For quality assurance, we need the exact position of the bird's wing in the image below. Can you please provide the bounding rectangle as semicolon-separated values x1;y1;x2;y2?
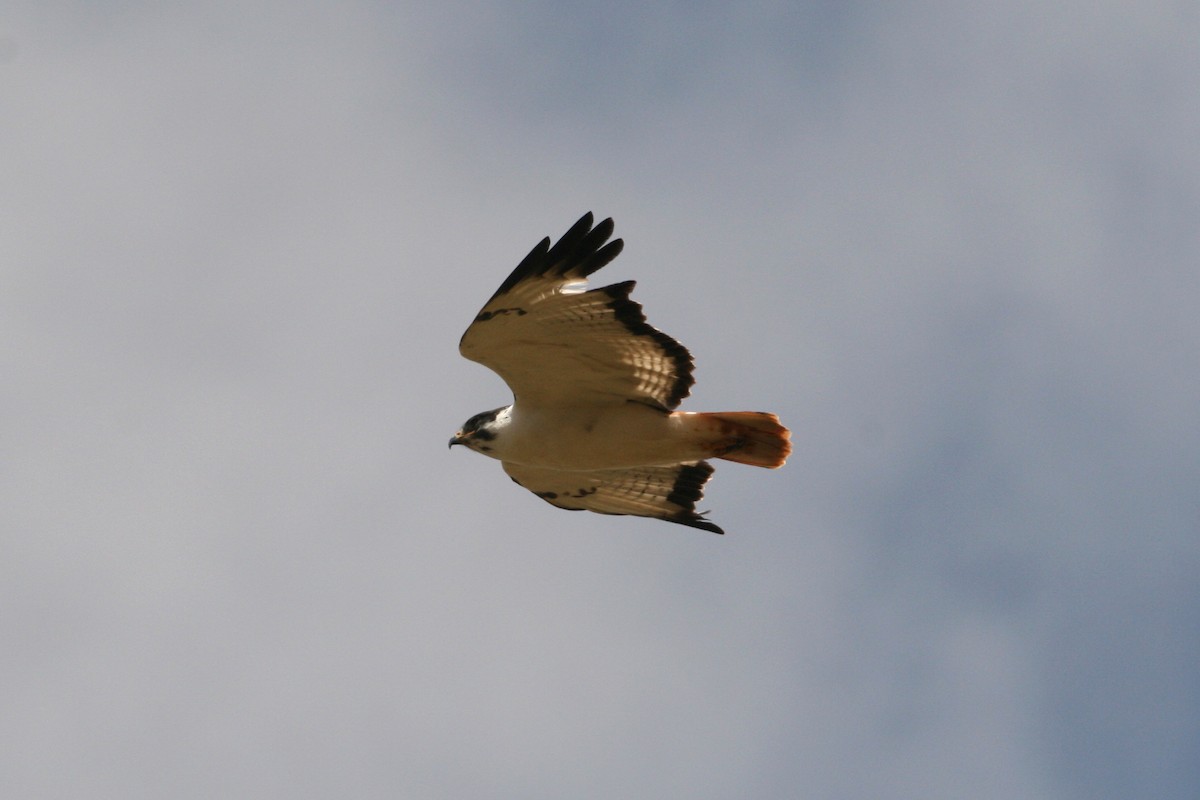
502;460;723;534
459;212;695;409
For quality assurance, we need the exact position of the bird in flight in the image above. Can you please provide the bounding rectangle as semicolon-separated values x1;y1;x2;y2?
450;213;790;534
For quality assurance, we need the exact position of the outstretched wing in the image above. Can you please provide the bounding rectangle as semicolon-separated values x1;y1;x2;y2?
459;212;695;409
502;460;723;534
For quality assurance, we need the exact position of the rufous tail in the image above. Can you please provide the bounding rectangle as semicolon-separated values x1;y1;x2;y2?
695;411;792;468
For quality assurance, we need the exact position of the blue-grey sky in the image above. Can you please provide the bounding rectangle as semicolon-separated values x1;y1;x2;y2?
3;2;1197;798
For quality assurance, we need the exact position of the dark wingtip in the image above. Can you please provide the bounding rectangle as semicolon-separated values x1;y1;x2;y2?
486;213;620;302
545;212;617;279
665;461;723;534
678;516;725;534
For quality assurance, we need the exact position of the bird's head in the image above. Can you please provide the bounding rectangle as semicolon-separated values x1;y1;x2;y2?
449;406;511;455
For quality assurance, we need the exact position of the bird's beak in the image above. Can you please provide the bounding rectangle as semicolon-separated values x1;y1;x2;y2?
448;433;465;449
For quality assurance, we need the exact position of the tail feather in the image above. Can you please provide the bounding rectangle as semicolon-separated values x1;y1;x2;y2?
694;411;791;468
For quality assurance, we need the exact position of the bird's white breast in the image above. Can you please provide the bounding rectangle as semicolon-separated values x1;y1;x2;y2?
495;402;700;470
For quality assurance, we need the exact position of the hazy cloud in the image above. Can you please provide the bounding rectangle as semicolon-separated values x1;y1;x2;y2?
2;2;1196;798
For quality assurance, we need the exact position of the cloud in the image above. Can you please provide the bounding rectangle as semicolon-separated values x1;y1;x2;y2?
2;2;1196;798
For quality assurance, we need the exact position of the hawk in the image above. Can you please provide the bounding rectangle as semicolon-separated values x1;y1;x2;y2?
450;213;790;534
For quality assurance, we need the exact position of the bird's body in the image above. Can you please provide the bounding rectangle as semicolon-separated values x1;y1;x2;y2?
463;403;784;471
481;402;688;470
450;213;790;534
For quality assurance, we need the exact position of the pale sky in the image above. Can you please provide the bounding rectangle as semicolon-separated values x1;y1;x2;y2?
3;2;1198;798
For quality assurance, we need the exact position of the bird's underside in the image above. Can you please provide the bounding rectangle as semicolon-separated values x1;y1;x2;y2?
450;212;790;534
